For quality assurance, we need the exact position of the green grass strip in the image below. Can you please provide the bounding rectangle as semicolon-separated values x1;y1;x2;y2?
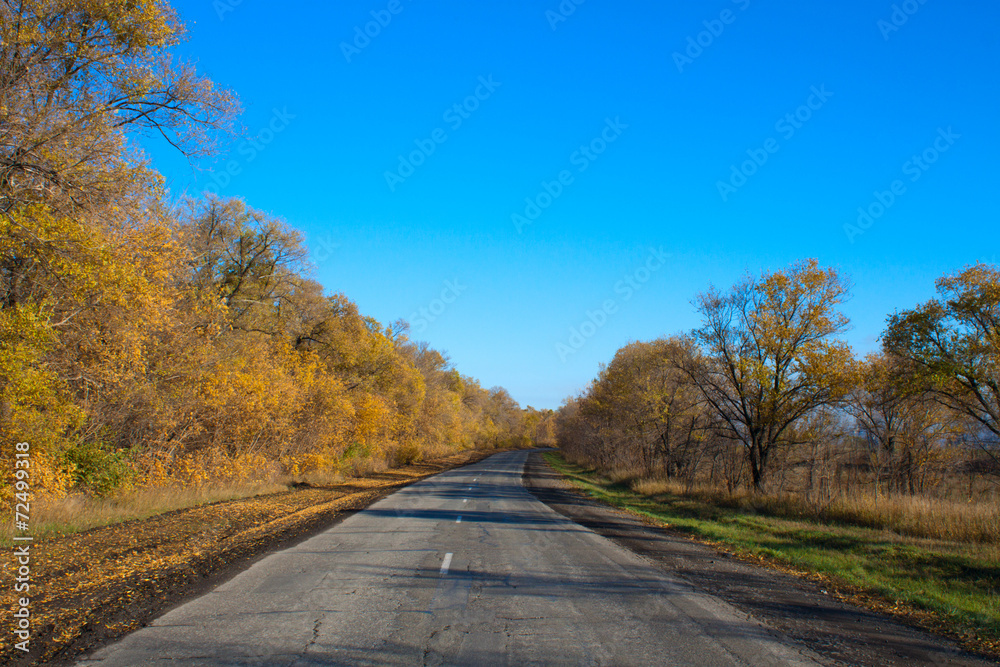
543;452;1000;650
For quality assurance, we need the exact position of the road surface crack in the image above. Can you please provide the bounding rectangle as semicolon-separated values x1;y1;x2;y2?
421;624;452;666
298;613;324;658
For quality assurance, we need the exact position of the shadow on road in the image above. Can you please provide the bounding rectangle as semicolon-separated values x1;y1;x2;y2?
522;452;995;667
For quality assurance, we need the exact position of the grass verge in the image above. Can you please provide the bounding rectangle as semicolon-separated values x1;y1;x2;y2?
544;452;1000;659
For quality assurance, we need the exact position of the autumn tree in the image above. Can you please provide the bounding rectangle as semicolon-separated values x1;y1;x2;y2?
0;0;539;497
579;338;711;478
0;0;237;491
846;352;959;493
684;260;853;491
555;393;614;469
525;408;557;448
1;0;236;310
182;197;308;333
0;0;235;215
884;263;1000;466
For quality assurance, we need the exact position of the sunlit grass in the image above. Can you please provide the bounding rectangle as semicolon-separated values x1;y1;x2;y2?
630;477;1000;544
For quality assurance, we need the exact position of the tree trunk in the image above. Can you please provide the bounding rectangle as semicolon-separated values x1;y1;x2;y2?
748;439;766;491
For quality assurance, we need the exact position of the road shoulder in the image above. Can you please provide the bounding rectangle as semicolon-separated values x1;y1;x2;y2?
523;451;996;667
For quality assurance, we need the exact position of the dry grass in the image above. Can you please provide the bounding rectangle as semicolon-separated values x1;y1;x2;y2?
1;480;289;546
824;492;1000;544
2;445;519;548
607;467;647;485
631;477;1000;544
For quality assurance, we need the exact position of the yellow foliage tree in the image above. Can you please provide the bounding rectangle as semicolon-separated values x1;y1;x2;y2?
685;259;854;490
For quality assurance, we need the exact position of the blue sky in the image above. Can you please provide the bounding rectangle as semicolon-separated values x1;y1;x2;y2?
147;0;1000;410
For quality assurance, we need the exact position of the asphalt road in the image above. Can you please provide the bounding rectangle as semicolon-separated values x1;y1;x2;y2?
80;450;826;666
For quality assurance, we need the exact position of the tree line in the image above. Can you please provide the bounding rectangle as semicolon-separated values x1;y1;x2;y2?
558;259;1000;496
0;0;552;497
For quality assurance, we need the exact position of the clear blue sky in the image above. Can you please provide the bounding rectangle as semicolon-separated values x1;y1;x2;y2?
147;0;1000;410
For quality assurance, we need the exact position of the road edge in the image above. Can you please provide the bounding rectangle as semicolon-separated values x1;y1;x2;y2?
522;451;998;667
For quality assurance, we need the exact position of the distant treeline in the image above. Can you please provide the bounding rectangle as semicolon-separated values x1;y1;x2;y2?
559;259;1000;497
0;0;553;497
